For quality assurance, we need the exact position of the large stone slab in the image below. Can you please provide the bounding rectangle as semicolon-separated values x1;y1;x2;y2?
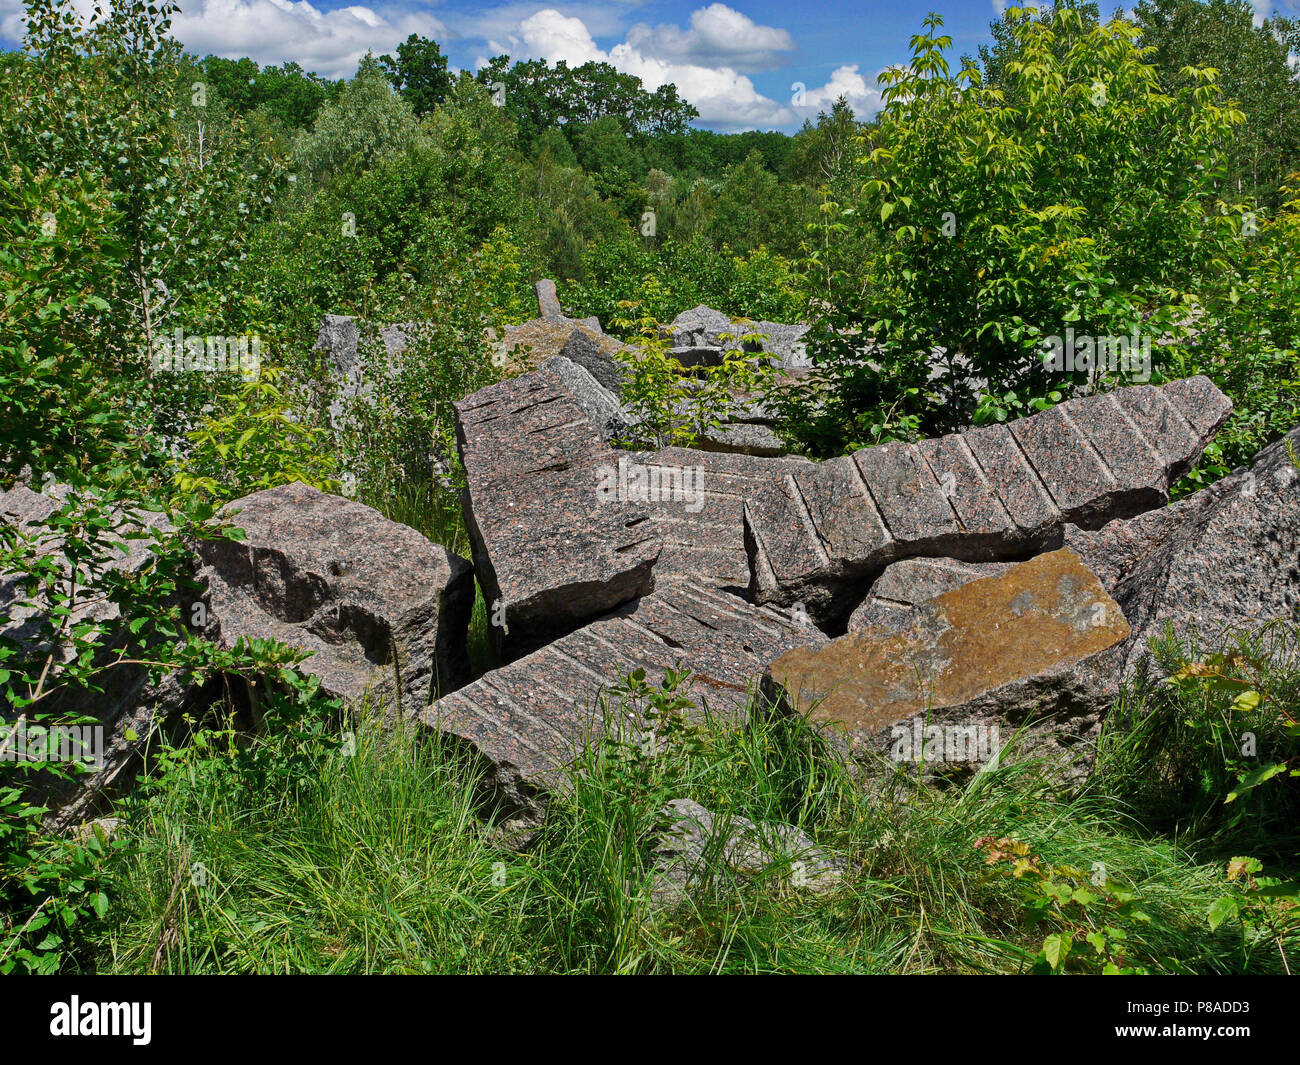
746;377;1231;625
197;482;475;706
455;362;661;658
535;278;563;320
1065;426;1300;676
626;447;812;593
416;580;825;814
763;549;1131;782
3;481;475;827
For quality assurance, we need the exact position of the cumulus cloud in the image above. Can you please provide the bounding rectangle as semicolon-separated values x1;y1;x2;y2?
168;0;448;79
795;64;883;116
0;0;449;79
0;0;886;131
624;3;795;73
487;5;879;131
513;8;603;65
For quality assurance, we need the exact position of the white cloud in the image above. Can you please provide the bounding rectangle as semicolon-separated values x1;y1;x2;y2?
165;0;447;78
0;0;882;131
486;5;880;131
624;3;795;73
797;64;883;116
612;44;793;127
0;0;445;78
515;8;603;65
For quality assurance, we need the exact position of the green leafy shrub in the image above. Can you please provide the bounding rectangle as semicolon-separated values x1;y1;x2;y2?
794;8;1246;453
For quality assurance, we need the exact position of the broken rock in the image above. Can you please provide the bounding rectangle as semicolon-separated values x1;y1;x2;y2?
455;362;660;658
197;482;474;707
1067;426;1300;676
763;549;1130;782
417;579;825;815
746;377;1231;625
649;797;841;911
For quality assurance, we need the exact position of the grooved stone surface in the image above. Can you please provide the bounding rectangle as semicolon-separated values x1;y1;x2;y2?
455;363;660;658
1066;426;1300;676
630;447;812;591
417;580;826;812
745;377;1230;624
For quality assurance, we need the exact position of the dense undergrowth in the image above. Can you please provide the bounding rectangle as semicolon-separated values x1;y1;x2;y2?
83;624;1300;975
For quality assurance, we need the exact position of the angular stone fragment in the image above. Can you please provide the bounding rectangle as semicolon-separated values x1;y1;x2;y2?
1066;426;1300;676
500;319;634;377
1007;403;1117;524
649;798;841;911
662;305;737;349
557;326;624;394
745;456;895;622
962;422;1061;541
416;580;825;814
1111;384;1201;481
751;321;811;369
1162;374;1235;448
536;278;563;319
764;549;1131;782
455;363;660;658
539;355;634;441
693;421;786;457
197;482;475;706
746;378;1230;625
1063;392;1167;517
629;447;812;592
854;441;961;551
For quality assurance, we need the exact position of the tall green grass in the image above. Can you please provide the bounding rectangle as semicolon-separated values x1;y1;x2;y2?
86;633;1299;973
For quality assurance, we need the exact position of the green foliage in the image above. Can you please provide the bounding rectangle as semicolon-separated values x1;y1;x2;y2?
794;8;1247;452
1208;857;1300;974
1135;0;1300;208
0;473;335;971
474;56;698;147
171;366;341;504
79;662;1295;973
198;55;340;132
974;835;1152;974
0;166;124;479
1093;623;1300;860
291;58;423;186
379;34;451;118
610;293;775;449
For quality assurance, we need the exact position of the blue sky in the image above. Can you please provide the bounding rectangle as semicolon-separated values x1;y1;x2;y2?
2;0;1298;130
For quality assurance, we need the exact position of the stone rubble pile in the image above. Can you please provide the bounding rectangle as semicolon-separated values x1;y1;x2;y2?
13;278;1300;865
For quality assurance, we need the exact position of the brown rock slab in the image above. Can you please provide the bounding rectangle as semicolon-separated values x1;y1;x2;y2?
763;549;1130;781
847;557;1012;632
